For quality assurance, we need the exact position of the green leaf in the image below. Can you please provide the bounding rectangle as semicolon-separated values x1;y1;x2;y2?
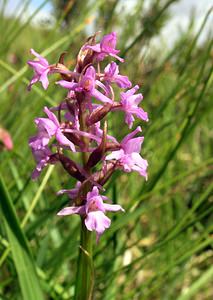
0;173;45;300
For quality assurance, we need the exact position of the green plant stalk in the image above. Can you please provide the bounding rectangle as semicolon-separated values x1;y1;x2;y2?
74;221;93;300
74;102;94;300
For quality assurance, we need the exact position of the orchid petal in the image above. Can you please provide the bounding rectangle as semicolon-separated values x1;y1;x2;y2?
103;203;125;212
57;206;85;216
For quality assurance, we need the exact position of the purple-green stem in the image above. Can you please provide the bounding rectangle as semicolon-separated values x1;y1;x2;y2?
74;103;94;300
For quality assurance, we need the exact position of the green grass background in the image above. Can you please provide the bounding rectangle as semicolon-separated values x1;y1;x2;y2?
0;0;212;299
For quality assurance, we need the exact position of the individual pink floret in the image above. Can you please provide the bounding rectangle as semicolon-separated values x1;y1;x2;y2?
104;62;132;89
27;49;51;90
29;106;76;152
120;85;148;128
57;66;113;104
106;126;148;179
57;186;124;241
85;32;124;62
31;145;52;179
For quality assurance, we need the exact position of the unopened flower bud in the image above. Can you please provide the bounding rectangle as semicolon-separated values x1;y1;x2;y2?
86;103;112;126
59;154;85;181
86;121;107;169
76;33;99;73
105;142;121;152
92;162;117;185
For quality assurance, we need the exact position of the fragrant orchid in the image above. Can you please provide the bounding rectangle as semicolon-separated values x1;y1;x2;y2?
28;31;149;298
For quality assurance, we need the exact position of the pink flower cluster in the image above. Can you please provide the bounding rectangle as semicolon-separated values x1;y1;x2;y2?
28;32;148;240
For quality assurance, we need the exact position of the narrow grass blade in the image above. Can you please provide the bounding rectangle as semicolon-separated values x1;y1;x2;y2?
0;173;45;300
177;266;213;300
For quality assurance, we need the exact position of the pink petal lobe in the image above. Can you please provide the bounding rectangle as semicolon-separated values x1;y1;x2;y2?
85;211;111;235
57;206;85;216
103;203;125;212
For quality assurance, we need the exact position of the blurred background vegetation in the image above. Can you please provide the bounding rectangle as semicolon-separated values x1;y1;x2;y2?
0;0;212;299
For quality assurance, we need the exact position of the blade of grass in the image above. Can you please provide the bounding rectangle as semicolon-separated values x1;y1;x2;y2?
143;53;212;193
0;173;45;300
121;0;177;57
2;0;30;46
177;265;213;300
21;164;54;227
3;0;50;50
0;0;105;95
0;165;54;266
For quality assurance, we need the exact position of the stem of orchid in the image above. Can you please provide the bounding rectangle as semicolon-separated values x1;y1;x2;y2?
74;101;94;300
74;220;93;300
